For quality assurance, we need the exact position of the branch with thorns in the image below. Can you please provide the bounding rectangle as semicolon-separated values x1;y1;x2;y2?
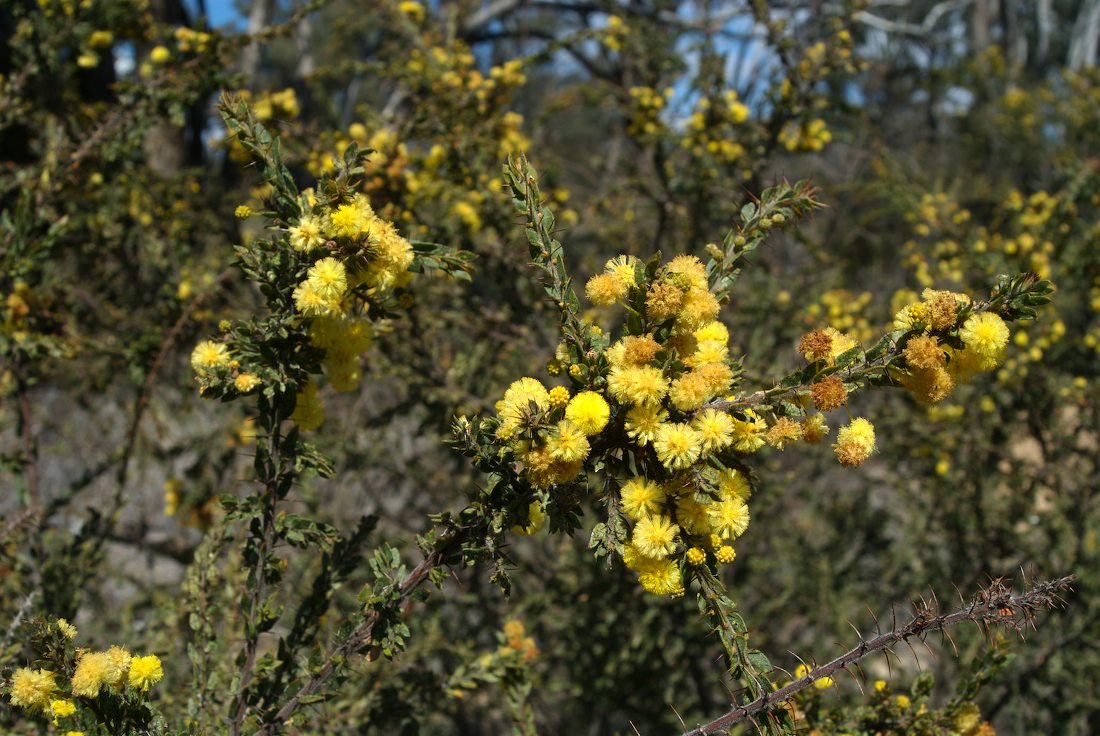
683;574;1076;736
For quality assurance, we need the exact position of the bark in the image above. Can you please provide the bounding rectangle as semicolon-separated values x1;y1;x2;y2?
241;0;273;84
1068;0;1100;71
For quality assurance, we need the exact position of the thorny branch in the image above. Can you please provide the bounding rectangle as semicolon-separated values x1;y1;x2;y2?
258;537;461;734
683;575;1076;736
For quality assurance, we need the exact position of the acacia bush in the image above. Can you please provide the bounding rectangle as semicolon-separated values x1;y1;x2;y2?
0;0;1095;734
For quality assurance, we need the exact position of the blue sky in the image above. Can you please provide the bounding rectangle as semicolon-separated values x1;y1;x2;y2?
190;0;242;29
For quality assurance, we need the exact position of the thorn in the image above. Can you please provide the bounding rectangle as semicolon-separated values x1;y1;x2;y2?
669;702;687;729
905;638;921;670
943;628;959;658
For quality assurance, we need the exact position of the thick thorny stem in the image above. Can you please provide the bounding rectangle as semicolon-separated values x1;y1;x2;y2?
684;575;1076;736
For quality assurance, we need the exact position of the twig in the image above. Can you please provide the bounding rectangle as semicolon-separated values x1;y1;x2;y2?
682;575;1075;736
258;537;460;733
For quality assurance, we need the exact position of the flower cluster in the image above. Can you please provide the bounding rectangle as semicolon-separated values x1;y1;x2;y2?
7;618;162;730
890;288;1011;405
289;189;412;406
488;254;768;597
478;229;1049;600
191;122;423;431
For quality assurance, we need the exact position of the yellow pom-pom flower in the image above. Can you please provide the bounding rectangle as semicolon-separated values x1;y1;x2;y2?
547;421;590;463
306;257;348;302
547;385;570;409
564;391;610;435
128;655;163;691
585;273;627;305
959;312;1009;358
512;501;546;535
604;255;640;290
717;469;752;501
692;409;734;452
104;646;132;688
834;417;876;466
707;498;750;539
624;403;667;445
190;340;230;374
619;477;666;520
632;514;680;559
638;558;684;597
234;373;261;393
730;409;766;453
9;667;57;711
607;365;668;406
653;422;703;470
288;214;326;252
72;652;110;698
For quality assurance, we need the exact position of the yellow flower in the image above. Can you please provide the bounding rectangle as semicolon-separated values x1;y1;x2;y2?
692;408;734;452
637;558;684;597
707;498;750;539
150;46;171;64
50;698;76;718
585;272;628;305
730;409;766;453
547;421;590;463
292;280;338;317
764;417;802;450
190;340;230;374
397;0;425;22
619;477;666;520
128;655;163;691
564;391;610;435
959;312;1009;358
666;255;708;290
717;469;752;501
607;365;668;406
604;255;639;289
715;545;736;564
632;514;679;559
9;668;57;711
653;422;702;470
547;385;570;408
668;371;713;411
676;288;720;331
512;501;546;535
56;618;77;639
801;413;830;444
496;377;550;438
72;652;110;698
624;403;667;445
834;418;876;467
326;198;373;239
288;215;326;252
685;547;706;565
233;373;260;393
306;257;348;302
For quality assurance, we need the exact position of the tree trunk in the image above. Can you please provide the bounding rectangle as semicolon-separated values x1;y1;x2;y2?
1068;0;1100;70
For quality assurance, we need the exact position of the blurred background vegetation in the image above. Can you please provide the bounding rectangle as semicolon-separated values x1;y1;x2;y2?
1;0;1098;733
